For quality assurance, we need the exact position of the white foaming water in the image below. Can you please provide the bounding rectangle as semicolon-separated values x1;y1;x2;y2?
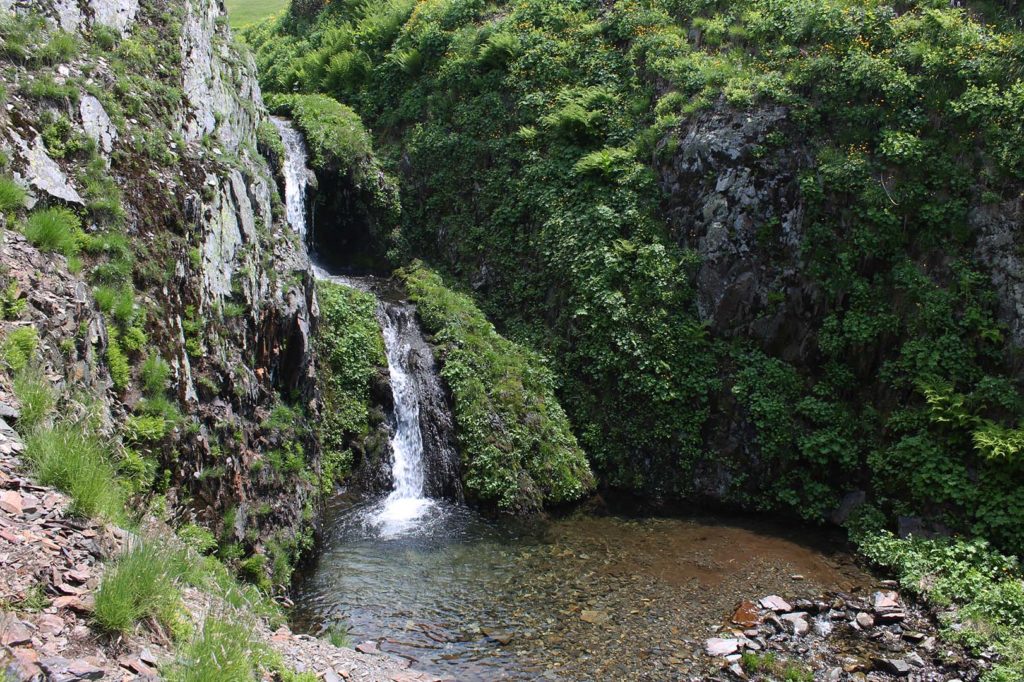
271;116;310;240
369;307;435;537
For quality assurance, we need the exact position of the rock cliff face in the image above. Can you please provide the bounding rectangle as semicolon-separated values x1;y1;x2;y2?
657;103;1024;520
1;0;320;579
658;106;821;366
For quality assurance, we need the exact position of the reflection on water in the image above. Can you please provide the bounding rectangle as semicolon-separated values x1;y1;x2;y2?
293;499;871;681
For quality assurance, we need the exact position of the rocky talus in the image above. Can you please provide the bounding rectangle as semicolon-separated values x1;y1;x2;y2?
704;587;983;681
0;417;438;681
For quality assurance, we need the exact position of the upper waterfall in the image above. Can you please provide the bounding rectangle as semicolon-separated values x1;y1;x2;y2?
272;116;312;240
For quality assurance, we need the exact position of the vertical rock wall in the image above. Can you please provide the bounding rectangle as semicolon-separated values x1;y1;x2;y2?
0;0;322;579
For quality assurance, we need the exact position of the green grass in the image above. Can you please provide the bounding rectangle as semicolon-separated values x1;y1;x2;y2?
24;422;123;520
94;543;186;635
23;207;82;257
2;326;38;373
0;177;26;213
224;0;288;29
164;616;262;682
12;367;55;433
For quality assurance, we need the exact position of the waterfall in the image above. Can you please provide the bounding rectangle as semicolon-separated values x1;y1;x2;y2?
277;118;461;538
311;268;461;538
370;304;435;535
271;116;311;241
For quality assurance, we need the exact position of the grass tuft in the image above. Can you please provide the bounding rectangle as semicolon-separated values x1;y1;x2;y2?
23;207;82;257
2;326;38;373
12;367;55;432
24;422;123;520
0;177;26;213
164;616;262;682
94;543;187;635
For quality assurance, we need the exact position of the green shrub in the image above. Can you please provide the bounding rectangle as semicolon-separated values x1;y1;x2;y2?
0;177;26;213
859;531;1024;681
281;94;373;177
41;116;94;159
23;207;82;257
92;24;120;51
23;75;79;102
35;30;77;64
314;281;385;486
140;354;171;396
2;326;38;372
123;414;169;443
0;281;26;320
106;333;131;391
12;367;55;433
0;12;44;61
24;422;123;519
178;524;217;555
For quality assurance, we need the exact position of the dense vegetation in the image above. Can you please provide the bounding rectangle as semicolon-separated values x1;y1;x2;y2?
401;263;594;511
858;531;1024;680
314;280;388;488
243;2;1024;671
247;0;1024;553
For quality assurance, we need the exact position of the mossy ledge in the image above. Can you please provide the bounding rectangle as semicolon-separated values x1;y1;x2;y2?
400;262;595;513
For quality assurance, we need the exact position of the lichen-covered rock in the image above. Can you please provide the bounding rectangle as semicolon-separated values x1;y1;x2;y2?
88;0;138;34
9;131;85;205
658;105;819;366
79;95;116;154
972;198;1024;346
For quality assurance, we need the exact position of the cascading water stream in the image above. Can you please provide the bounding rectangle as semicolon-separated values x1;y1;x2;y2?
271;116;311;241
369;305;435;535
277;117;456;538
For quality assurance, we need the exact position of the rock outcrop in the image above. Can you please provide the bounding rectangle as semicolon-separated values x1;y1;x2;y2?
658;105;818;365
1;0;320;588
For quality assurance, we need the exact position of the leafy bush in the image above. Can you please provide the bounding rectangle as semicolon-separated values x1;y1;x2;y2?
859;531;1024;681
401;263;595;511
178;524;217;555
23;207;82;257
106;332;131;391
314;280;386;486
22;74;79;102
24;422;123;520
